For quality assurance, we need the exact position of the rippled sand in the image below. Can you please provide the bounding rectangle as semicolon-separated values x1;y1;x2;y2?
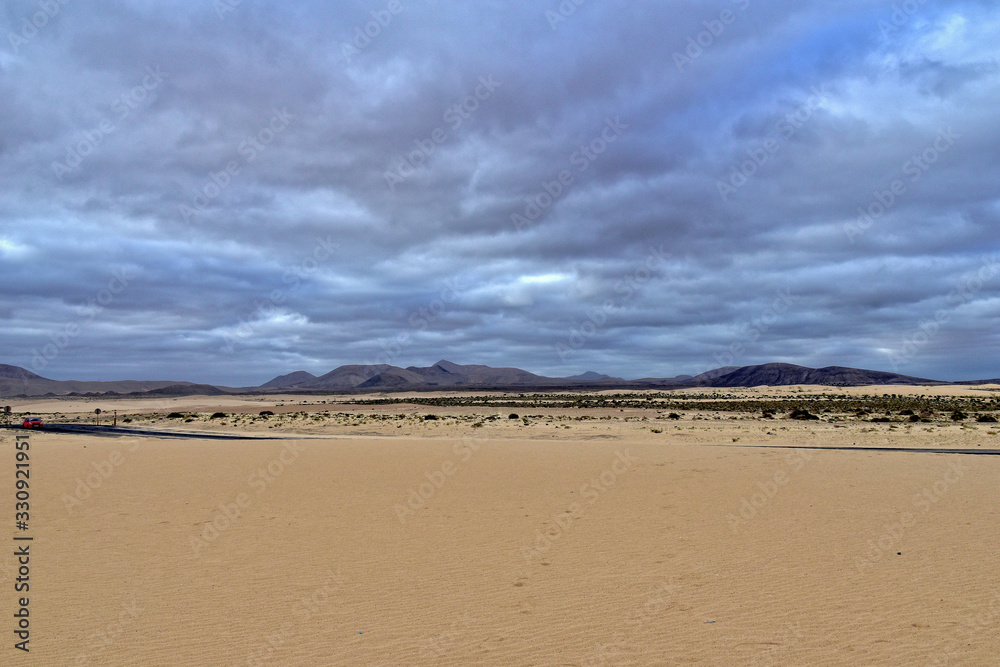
4;388;1000;665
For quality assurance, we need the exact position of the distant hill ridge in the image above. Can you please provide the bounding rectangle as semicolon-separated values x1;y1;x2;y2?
259;371;317;389
0;364;46;381
567;371;622;381
259;360;943;391
0;360;967;398
699;363;938;387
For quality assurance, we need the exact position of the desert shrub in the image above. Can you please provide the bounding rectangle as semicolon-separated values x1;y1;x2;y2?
185;418;195;422
900;409;915;416
210;412;226;420
508;413;519;419
166;412;185;419
909;414;921;422
950;411;966;421
977;415;997;423
789;409;819;420
423;414;439;421
122;418;132;423
259;410;274;417
667;413;681;420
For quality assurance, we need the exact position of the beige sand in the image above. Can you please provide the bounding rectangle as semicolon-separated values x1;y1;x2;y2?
3;387;999;665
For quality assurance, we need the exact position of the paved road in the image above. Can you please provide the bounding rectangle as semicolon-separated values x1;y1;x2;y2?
6;425;999;452
2;424;283;440
723;443;1000;456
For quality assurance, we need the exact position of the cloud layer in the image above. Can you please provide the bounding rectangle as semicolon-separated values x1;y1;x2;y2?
2;0;998;384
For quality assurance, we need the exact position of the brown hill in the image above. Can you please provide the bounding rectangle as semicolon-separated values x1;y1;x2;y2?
259;371;317;389
701;363;940;387
358;368;428;388
0;365;233;398
401;360;551;387
299;364;397;390
0;364;47;381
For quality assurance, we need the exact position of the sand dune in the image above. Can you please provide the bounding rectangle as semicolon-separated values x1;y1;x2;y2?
3;388;999;664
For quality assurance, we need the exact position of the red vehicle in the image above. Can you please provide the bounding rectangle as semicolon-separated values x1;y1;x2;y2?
21;418;43;429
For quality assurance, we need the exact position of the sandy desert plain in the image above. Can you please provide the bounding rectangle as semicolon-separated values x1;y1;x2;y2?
3;383;1000;666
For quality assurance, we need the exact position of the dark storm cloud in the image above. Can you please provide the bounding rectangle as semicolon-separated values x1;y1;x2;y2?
1;0;998;385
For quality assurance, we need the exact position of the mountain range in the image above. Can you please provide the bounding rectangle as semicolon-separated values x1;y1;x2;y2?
0;360;973;399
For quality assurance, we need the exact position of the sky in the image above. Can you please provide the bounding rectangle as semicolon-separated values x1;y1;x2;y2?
1;0;998;386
